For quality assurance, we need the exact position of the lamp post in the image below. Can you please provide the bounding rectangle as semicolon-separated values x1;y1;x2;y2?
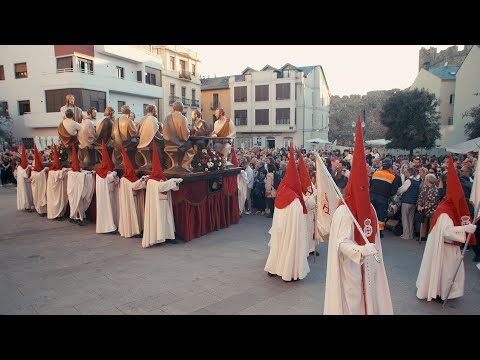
352;120;366;146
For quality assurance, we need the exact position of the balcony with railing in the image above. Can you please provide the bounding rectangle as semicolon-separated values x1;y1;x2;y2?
179;70;192;80
42;67;163;99
191;99;199;108
182;98;191;107
56;67;95;76
234;117;247;126
169;95;179;105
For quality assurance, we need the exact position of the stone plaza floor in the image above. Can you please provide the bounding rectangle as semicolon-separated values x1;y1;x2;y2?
0;185;479;315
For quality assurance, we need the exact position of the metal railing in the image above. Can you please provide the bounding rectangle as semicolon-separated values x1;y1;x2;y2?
169;96;179;104
182;98;191;106
56;67;94;76
49;67;144;84
234;118;247;126
191;99;199;108
179;70;192;80
234;97;247;102
276;118;290;125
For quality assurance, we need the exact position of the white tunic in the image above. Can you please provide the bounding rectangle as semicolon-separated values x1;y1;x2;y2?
63;118;82;136
264;199;310;281
31;169;48;214
67;171;94;220
416;213;467;301
16;166;34;211
96;172;119;233
324;205;393;315
237;170;248;214
46;169;69;219
118;177;147;238
142;179;180;248
78;118;96;149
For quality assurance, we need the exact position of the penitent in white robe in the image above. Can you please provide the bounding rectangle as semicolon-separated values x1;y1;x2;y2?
67;171;94;221
46;169;69;219
31;169;48;215
16;166;34;211
96;172;119;233
142;179;180;248
324;205;393;315
118;177;147;238
303;187;318;255
264;199;310;281
237;170;248;214
416;213;467;301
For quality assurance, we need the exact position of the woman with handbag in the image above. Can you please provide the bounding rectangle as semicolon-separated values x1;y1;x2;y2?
417;173;440;242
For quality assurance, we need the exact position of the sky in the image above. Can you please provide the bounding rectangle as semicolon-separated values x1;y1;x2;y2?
184;45;460;97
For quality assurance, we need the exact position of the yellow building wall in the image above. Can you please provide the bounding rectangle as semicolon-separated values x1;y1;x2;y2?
201;88;231;128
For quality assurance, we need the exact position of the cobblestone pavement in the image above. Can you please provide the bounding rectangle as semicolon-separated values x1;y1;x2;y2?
1;186;479;315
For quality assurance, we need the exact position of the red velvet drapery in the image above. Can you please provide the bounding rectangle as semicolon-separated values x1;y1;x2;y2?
171;174;240;241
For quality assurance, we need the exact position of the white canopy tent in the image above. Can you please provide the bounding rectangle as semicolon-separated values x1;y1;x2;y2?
445;137;480;154
365;139;391;146
305;138;331;144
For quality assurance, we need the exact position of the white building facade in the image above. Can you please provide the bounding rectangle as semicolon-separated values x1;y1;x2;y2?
451;45;480;146
229;63;330;149
145;45;201;122
410;65;458;148
0;45;163;143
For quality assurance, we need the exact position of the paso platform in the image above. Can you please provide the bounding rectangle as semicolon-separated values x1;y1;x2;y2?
85;167;241;241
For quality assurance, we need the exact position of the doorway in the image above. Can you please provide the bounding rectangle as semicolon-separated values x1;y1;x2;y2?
266;138;275;149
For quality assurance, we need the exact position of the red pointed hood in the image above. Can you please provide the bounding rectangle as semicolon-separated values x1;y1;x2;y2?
20;144;28;169
33;144;43;172
121;147;138;182
231;143;239;167
71;144;81;172
342;115;377;245
274;146;307;214
49;144;62;171
298;148;312;195
149;141;166;182
96;141;113;178
431;154;476;245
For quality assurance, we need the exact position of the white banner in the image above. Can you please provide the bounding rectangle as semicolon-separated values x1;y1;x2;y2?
315;153;340;240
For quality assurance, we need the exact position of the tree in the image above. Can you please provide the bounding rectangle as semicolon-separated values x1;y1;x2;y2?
463;105;480;140
380;89;440;155
0;103;13;142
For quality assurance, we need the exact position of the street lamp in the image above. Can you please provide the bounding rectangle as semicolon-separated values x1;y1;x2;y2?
352;120;366;146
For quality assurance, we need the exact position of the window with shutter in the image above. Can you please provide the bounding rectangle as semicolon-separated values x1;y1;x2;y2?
56;57;73;71
15;63;28;79
255;85;269;101
255;109;269;125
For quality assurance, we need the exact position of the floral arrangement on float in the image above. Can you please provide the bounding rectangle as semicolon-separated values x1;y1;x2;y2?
194;148;226;172
57;146;69;162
